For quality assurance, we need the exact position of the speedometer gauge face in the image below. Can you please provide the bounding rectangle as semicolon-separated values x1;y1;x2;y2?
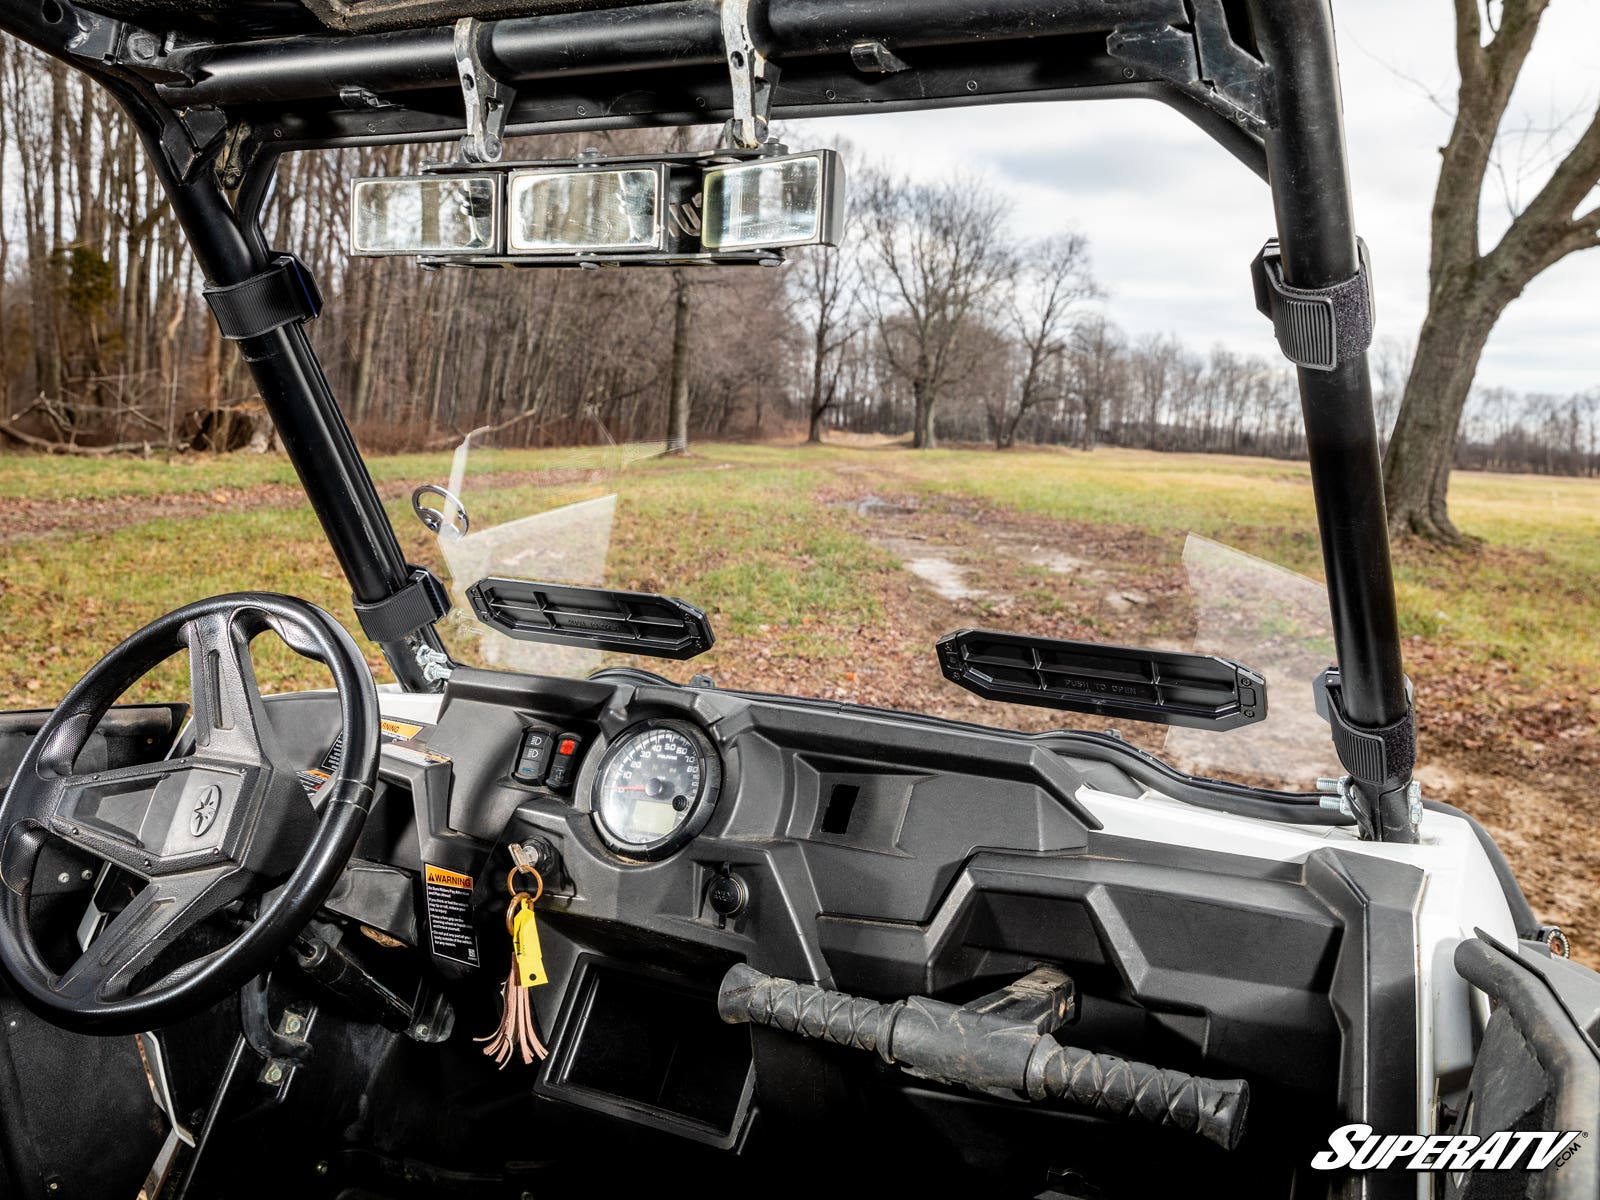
592;721;721;859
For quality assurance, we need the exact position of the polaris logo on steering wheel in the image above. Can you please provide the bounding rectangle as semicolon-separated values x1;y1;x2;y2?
190;784;221;837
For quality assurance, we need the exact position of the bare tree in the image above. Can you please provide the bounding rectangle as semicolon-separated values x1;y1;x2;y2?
789;242;861;444
992;232;1096;449
1131;332;1182;449
862;170;1016;448
1064;315;1126;451
1383;0;1600;541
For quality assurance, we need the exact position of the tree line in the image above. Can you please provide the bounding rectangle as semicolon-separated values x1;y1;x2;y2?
0;39;1593;480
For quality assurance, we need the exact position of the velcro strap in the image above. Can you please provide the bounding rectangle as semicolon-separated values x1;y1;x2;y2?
1315;667;1415;790
353;567;452;644
1251;238;1374;371
204;254;323;341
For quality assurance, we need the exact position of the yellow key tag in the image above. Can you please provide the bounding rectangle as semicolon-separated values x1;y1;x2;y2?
511;904;547;988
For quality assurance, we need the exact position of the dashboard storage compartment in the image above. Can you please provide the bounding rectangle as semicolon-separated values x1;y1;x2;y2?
537;956;754;1148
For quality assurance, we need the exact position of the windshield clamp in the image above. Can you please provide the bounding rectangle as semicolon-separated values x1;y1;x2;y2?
353;565;453;646
720;0;780;149
453;17;515;163
203;253;322;340
1314;667;1417;842
1252;238;1374;372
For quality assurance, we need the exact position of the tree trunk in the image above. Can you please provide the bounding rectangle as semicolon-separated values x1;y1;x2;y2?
1382;271;1506;541
665;270;692;455
807;405;825;444
911;374;936;449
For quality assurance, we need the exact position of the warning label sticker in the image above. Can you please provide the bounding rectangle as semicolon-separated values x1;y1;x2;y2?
423;864;479;967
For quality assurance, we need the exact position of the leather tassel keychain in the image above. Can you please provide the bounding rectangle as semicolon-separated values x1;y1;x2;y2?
475;846;550;1068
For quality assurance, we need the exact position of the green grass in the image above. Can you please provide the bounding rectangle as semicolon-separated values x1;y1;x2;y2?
1;443;1595;704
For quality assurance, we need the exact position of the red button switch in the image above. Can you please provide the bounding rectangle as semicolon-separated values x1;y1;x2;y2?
558;737;578;756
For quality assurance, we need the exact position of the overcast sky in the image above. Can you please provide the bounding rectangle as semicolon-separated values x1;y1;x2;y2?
792;1;1600;395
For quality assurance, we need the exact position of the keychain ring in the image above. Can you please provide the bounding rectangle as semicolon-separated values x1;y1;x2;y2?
506;864;544;905
504;891;538;934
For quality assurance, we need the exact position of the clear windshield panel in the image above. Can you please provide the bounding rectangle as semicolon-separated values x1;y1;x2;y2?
417;441;1341;793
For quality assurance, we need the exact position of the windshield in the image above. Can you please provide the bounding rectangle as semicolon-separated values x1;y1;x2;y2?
409;436;1341;792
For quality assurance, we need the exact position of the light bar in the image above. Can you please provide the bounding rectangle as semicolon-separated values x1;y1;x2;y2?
346;149;847;266
700;151;844;251
506;165;667;254
350;175;499;256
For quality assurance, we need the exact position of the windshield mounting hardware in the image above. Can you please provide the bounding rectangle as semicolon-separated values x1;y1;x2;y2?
1314;667;1418;843
352;565;453;646
937;629;1267;732
1251;238;1375;372
202;252;323;341
453;17;514;164
720;0;780;150
468;578;715;660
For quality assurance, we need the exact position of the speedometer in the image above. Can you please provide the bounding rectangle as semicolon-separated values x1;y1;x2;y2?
591;720;722;859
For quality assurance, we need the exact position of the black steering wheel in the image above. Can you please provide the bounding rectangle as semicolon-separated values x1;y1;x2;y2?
0;594;379;1034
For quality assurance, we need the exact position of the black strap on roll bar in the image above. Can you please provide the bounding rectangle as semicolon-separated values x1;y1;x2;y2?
1315;666;1418;841
203;253;323;340
353;566;453;644
1251;238;1374;372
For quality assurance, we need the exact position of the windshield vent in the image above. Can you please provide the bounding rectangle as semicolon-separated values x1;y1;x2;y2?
936;629;1267;731
467;578;715;660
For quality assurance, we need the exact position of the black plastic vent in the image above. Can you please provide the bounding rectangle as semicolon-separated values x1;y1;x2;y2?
936;629;1267;731
467;578;715;660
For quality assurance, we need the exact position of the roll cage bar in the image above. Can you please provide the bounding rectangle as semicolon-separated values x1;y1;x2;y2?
0;0;1417;842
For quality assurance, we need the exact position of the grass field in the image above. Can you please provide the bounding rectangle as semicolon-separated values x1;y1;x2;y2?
1;442;1596;957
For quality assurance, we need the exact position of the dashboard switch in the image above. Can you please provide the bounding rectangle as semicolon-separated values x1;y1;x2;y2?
546;732;583;789
514;727;553;784
707;869;748;928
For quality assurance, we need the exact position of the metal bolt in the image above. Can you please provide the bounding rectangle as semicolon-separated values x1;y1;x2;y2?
264;1064;284;1085
284;1014;303;1035
413;1024;430;1039
57;872;70;884
142;858;152;869
965;79;979;92
1121;66;1136;80
314;1162;329;1177
80;869;93;881
576;104;588;116
5;1019;17;1031
45;1181;60;1194
127;30;158;60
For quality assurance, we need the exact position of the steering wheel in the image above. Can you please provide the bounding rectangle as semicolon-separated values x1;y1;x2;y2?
0;594;379;1034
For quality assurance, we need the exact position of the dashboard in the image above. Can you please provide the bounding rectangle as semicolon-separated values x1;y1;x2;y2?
253;664;1516;1190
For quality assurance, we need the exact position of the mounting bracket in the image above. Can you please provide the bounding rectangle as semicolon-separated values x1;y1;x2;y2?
453;17;514;163
720;0;780;149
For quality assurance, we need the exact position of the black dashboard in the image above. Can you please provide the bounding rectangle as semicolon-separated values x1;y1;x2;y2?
257;665;1424;1194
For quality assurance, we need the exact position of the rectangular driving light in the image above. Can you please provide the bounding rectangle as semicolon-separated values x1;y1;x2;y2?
700;150;844;251
350;175;500;256
506;165;667;254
